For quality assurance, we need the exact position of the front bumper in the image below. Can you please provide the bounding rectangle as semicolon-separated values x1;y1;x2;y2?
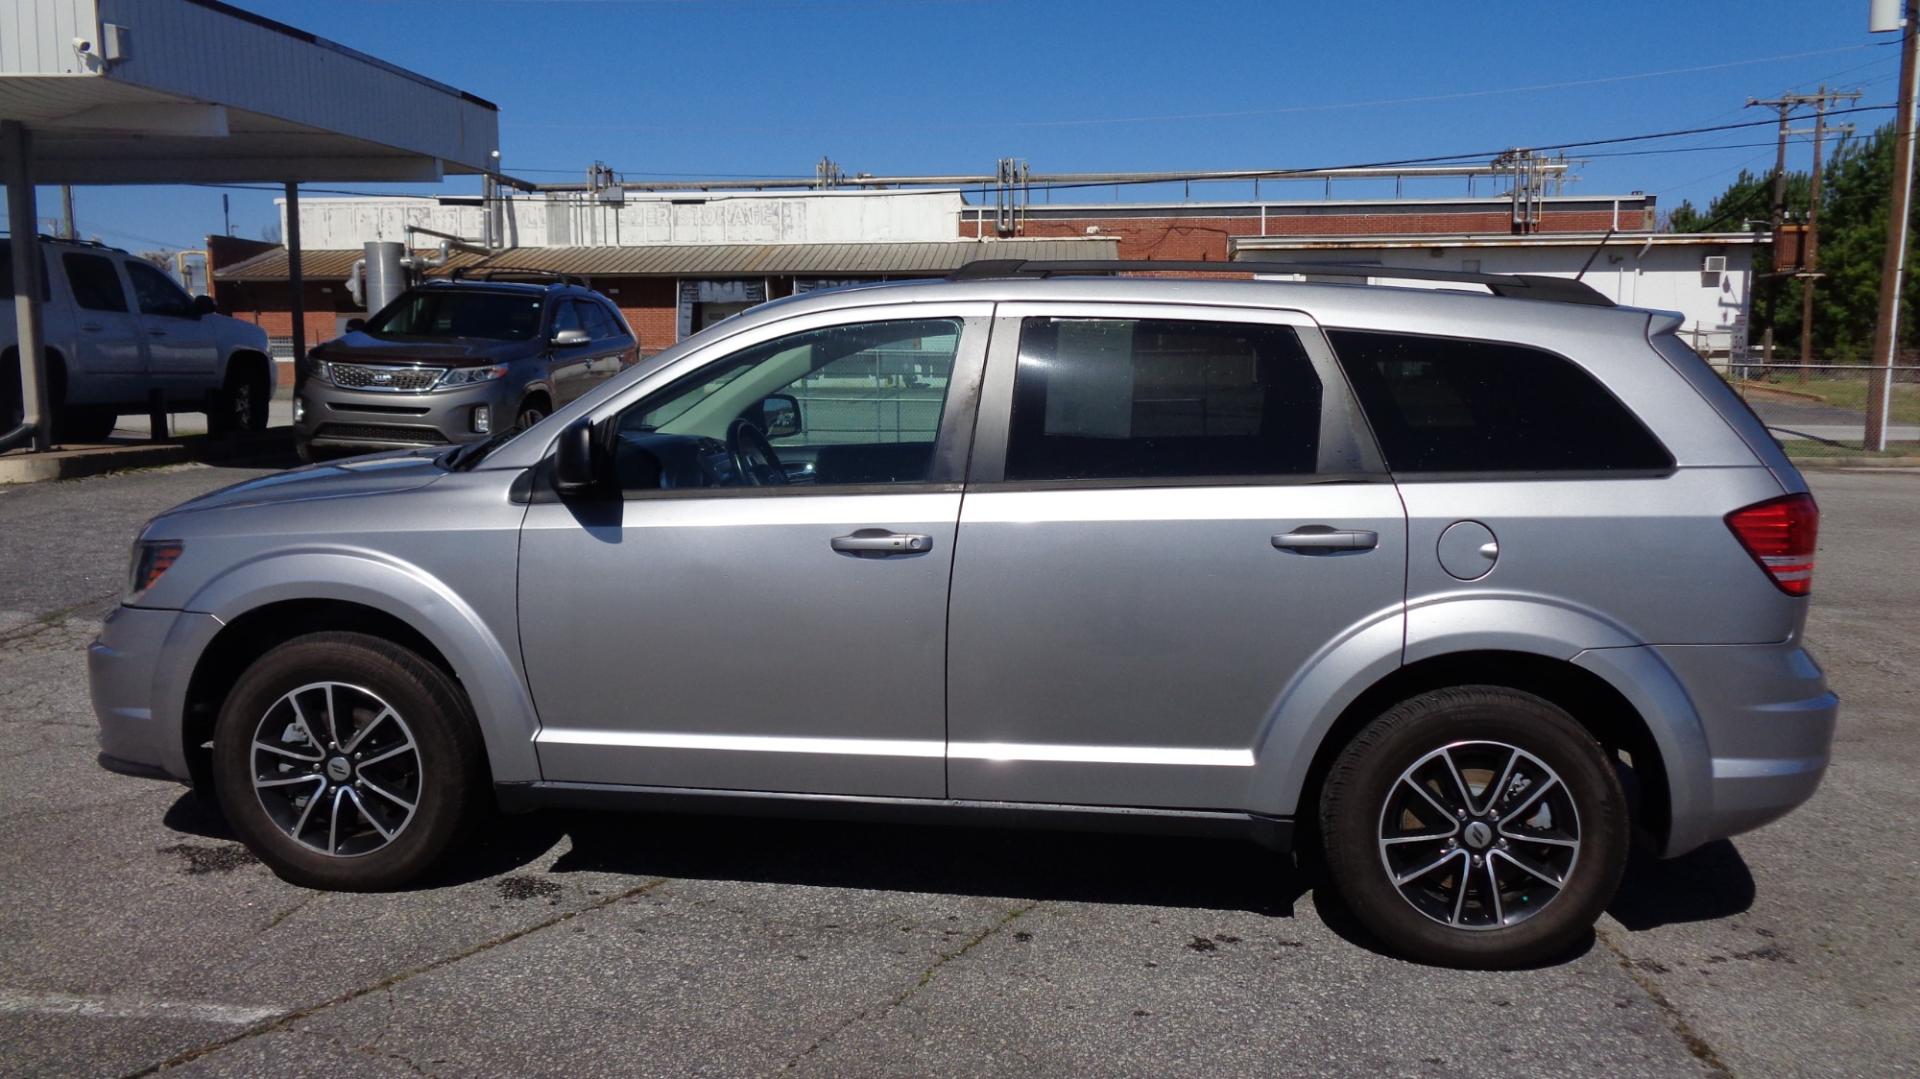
88;605;224;783
295;379;518;451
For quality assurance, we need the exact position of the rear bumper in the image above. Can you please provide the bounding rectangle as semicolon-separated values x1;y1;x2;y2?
88;604;223;783
1655;640;1838;848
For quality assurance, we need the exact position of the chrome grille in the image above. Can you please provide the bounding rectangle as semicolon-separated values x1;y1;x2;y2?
327;363;442;392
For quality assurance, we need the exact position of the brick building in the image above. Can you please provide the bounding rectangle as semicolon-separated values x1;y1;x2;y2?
210;182;1754;383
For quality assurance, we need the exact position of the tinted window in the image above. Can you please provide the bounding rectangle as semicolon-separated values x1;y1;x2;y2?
1327;330;1672;474
0;241;50;300
549;298;584;338
125;260;193;317
1005;317;1322;482
365;289;543;341
62;253;128;312
615;318;961;490
578;300;621;341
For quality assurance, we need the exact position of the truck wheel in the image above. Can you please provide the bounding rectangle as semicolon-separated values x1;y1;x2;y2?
211;631;485;890
1318;686;1629;969
53;406;117;443
211;361;270;435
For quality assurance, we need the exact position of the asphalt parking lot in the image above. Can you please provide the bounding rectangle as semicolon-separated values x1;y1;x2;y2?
0;461;1914;1078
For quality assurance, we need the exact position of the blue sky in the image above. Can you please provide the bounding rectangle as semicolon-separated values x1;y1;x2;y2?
15;0;1909;251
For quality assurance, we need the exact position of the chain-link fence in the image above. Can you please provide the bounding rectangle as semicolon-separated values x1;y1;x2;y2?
1714;358;1920;455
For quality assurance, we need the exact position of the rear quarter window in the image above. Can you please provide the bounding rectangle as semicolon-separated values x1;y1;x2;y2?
1327;329;1672;474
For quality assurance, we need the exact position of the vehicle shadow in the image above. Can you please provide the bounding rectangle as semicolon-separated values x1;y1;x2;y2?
1606;839;1755;930
526;810;1306;915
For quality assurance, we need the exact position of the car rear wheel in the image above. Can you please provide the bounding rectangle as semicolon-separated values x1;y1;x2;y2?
211;631;484;890
1318;686;1629;969
514;397;548;431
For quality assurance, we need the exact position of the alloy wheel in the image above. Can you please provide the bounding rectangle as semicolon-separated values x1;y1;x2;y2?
249;681;423;857
1376;740;1582;930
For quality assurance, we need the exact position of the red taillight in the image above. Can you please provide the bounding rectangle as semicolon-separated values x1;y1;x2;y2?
1725;494;1819;596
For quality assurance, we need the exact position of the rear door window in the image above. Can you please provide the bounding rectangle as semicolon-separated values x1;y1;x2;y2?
62;253;128;313
1004;317;1324;482
1327;329;1672;474
125;260;194;318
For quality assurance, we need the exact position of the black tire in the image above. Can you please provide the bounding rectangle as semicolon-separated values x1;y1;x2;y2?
294;437;316;464
1318;686;1629;969
514;395;549;432
43;359;116;443
211;631;484;891
210;359;270;436
53;405;116;443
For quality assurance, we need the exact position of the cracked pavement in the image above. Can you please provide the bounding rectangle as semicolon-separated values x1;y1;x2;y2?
0;462;1914;1076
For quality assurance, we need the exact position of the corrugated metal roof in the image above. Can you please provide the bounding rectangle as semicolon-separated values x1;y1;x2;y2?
216;239;1118;283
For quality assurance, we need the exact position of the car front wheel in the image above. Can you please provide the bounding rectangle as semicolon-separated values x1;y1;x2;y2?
212;631;484;890
1318;686;1629;968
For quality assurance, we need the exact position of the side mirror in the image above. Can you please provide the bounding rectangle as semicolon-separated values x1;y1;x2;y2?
554;418;600;495
758;393;803;439
190;294;218;318
552;328;592;348
345;317;367;333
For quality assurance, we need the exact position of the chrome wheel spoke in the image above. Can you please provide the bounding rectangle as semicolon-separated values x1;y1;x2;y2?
1500;830;1579;849
1403;776;1461;827
1492;848;1565;888
253;740;322;763
1484;858;1505;926
287;694;325;755
288;782;324;841
359;776;416;813
1382;830;1455;846
1395;848;1464;887
256;773;325;789
345;789;394;841
1484;747;1520;817
327;786;347;853
358;739;415;769
323;684;341;748
343;708;395;755
1439;747;1477;816
1450;859;1472;925
1504;775;1559;826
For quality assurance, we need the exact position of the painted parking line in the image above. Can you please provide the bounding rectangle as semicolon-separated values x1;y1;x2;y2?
0;989;284;1026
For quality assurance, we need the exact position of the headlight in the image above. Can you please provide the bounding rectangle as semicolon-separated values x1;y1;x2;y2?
438;365;510;388
129;539;184;598
307;359;333;386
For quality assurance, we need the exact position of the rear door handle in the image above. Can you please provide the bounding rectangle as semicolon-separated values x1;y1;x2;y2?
1272;528;1379;552
147;330;167;338
832;531;934;555
81;323;104;333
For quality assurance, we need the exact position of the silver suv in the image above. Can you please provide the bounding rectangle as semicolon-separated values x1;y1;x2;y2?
294;274;635;460
90;261;1835;968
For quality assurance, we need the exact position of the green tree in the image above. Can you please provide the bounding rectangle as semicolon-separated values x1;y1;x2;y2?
1673;125;1919;362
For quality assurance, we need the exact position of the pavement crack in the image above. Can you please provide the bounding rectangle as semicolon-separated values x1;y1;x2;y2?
120;876;672;1078
0;592;120;648
1596;925;1734;1078
781;901;1040;1072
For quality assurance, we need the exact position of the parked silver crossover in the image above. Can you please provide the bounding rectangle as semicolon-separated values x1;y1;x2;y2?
90;263;1836;968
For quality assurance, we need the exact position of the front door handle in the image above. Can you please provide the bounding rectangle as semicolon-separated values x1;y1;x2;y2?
147;329;167;338
1272;528;1379;552
832;530;934;555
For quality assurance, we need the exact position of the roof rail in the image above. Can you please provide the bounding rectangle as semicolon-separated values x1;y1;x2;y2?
0;232;124;253
946;259;1616;307
445;266;587;287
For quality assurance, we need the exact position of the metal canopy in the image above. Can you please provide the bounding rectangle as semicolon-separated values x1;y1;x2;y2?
1;0;499;184
3;0;500;453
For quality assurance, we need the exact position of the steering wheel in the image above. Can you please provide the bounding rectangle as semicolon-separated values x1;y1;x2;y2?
725;417;788;487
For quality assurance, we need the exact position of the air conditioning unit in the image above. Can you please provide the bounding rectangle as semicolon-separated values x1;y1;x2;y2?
1702;254;1726;288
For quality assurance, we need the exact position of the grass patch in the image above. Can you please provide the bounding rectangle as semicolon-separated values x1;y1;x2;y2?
1781;439;1920;459
1740;376;1920;425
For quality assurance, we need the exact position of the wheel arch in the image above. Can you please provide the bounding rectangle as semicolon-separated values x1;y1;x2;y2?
222;346;274;392
1288;649;1684;856
178;552;543;798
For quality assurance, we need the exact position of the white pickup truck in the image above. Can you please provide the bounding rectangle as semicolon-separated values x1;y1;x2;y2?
2;236;274;443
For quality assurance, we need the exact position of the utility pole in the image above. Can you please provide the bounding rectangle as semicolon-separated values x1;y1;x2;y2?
1799;86;1861;365
1866;0;1919;451
1748;87;1860;361
58;185;75;240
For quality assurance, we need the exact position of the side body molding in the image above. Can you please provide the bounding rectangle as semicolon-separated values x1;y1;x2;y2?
183;546;543;784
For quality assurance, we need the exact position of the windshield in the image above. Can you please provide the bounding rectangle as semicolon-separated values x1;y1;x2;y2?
364;289;544;342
